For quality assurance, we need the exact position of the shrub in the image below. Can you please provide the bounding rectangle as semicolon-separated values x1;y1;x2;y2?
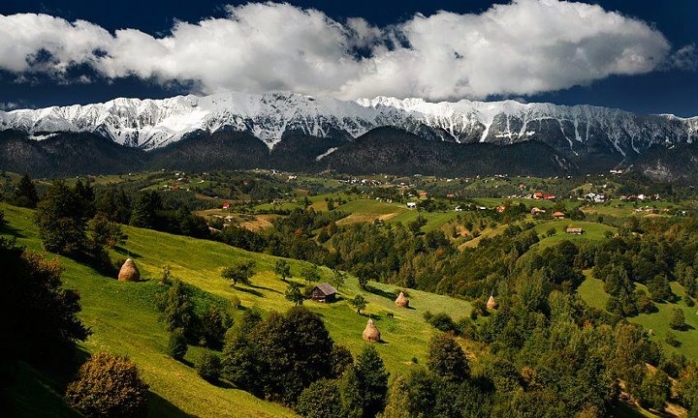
230;295;241;310
66;352;149;418
167;328;188;360
428;312;458;334
670;307;686;330
196;352;222;383
295;379;343;418
665;331;681;347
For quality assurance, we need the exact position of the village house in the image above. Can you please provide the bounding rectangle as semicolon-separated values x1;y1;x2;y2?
566;227;584;235
311;283;337;303
531;207;546;216
407;202;417;209
585;193;607;203
553;211;565;219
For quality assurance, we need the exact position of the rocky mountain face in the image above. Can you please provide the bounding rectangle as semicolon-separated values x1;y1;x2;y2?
1;92;696;178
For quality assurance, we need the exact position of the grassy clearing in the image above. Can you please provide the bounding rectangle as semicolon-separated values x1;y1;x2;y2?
577;272;698;360
533;220;616;248
2;202;472;416
629;282;698;360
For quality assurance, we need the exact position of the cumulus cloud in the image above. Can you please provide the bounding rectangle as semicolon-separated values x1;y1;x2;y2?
0;0;678;100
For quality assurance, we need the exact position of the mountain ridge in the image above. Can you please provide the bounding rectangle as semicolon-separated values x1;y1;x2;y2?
2;92;696;159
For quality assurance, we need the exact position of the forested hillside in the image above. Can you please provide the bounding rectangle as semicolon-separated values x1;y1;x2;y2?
3;170;698;417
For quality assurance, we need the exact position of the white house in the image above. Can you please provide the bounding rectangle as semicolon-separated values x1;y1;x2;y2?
407;202;418;209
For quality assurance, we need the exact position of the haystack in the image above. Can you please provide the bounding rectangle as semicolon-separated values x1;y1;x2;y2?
118;258;140;282
487;295;499;310
362;319;381;343
395;292;410;308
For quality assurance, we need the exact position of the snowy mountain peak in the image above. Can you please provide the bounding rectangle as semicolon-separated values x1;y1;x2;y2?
0;92;696;158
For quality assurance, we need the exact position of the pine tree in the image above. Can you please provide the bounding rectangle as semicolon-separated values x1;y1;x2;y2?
161;280;196;340
167;328;188;360
36;180;88;256
12;173;39;208
355;345;389;418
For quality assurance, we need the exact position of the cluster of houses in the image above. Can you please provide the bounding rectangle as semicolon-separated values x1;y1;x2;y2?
584;192;608;203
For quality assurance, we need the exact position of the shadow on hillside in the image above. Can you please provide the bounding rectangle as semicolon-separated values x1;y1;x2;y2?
249;283;281;295
113;246;142;259
0;223;26;238
676;323;695;332
234;286;264;297
148;391;194;418
365;285;397;301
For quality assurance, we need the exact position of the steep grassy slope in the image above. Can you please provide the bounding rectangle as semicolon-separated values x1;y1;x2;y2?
1;203;472;417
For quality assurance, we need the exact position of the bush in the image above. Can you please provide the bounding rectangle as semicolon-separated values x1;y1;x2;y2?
196;351;222;383
665;331;681;347
66;352;149;418
167;328;188;360
670;307;686;330
428;313;458;334
230;295;241;310
295;379;344;418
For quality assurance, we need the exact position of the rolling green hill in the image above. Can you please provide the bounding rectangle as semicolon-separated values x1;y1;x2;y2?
1;202;472;417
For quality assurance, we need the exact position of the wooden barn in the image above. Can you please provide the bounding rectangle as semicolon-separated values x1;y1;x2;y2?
311;283;338;303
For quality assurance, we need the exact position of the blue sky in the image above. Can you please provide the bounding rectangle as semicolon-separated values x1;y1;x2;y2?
1;0;696;116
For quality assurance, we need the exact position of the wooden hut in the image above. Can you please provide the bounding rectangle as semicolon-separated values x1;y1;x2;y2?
362;319;381;343
118;258;140;282
311;283;337;303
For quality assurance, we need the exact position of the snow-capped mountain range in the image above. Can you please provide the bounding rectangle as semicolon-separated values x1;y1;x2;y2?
1;91;697;159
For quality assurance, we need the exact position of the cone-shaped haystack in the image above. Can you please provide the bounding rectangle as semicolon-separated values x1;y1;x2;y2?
487;295;499;310
395;292;410;308
362;319;381;343
118;258;140;282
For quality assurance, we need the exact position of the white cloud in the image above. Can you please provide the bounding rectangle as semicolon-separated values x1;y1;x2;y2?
0;1;677;101
0;102;21;111
668;44;698;71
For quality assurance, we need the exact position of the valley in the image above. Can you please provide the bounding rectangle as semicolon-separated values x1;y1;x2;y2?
3;169;698;417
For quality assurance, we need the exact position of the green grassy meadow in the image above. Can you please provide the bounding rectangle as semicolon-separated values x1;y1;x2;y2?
1;202;472;417
534;220;617;248
577;271;698;360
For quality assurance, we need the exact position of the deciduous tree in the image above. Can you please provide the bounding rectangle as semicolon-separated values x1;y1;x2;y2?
222;261;256;286
351;295;367;314
65;352;149;418
274;259;292;281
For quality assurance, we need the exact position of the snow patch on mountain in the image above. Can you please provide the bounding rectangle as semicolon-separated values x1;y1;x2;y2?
1;92;696;156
